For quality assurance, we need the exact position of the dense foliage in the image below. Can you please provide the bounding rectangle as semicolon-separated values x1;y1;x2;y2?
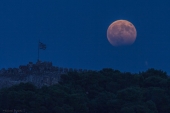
0;68;170;113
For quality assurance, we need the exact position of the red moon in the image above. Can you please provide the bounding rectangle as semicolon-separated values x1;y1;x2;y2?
107;20;137;46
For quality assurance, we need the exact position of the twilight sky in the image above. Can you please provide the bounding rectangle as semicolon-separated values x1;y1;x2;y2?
0;0;170;73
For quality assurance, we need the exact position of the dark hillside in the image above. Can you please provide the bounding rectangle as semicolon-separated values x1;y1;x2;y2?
0;68;169;113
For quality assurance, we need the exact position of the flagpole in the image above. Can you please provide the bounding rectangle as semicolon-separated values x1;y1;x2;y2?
38;40;40;62
37;40;46;62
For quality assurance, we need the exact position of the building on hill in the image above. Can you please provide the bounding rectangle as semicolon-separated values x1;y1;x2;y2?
0;61;88;89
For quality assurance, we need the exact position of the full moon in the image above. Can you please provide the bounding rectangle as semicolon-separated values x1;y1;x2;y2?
107;20;137;46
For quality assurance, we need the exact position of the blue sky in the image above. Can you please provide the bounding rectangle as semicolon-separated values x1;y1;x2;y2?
0;0;170;74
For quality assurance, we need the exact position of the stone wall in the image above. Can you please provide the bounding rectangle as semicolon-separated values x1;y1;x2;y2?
0;61;88;89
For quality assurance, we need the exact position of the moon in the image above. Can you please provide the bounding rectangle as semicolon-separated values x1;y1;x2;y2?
107;20;137;46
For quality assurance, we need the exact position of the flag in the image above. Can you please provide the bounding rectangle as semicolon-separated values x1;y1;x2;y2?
39;42;46;50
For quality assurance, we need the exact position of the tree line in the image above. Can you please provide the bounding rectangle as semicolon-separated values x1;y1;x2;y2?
0;68;170;113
